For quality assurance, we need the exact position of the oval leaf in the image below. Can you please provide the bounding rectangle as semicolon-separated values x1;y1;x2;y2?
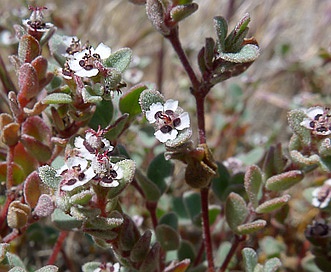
266;170;304;191
103;48;132;72
225;192;249;233
119;84;147;117
244;165;263;208
156;224;180;251
42;93;73;104
237;219;267;235
255;194;291;214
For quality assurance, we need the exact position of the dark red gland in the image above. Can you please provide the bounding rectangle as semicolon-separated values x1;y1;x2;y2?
160;125;172;133
66;178;77;185
173;118;181;127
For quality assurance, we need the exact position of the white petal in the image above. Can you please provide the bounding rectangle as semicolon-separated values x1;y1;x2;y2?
84;166;96;181
72;49;88;60
175;112;190;130
113;164;123;179
325;179;331;186
94;43;111;59
113;263;120;272
305;106;324;119
100;179;119;188
163;99;178;112
74;137;85;149
300;119;313;129
67;156;88;170
155;129;178;143
75;68;99;77
146;102;163;123
61;180;86;191
68;59;82;72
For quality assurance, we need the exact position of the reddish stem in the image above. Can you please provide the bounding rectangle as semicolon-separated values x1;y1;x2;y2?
201;187;215;271
219;235;246;272
6;146;15;190
165;28;200;92
166;26;214;270
48;231;68;265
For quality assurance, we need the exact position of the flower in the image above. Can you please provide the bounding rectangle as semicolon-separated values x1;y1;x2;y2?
22;6;54;33
74;129;113;160
57;157;95;191
68;43;111;77
91;153;123;188
312;179;331;208
145;99;190;143
93;262;120;272
300;106;331;136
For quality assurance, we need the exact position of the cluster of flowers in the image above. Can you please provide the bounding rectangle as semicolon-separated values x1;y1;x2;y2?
57;128;123;192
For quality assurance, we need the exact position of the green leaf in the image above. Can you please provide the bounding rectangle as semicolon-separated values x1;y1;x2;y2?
135;169;161;201
89;100;113;130
147;153;173;194
263;258;282;272
237;219;267;235
6;252;25;269
178;240;196;263
159;212;178;230
242;248;258;272
82;262;101;272
104;48;132;72
211;162;231;201
119;83;147;117
255;195;291;214
51;208;82;230
139;89;165;112
170;3;198;23
156;224;180;251
262;144;286;179
244;165;263;208
35;265;59;272
38;165;61;190
259;236;286;258
42;93;73;104
287;109;312;146
266;170;304;191
219;44;260;63
213;16;228;53
209;205;221;225
225;192;249;233
183;191;201;225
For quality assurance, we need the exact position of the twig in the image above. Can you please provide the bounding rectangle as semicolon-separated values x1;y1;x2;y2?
201;187;215;271
219;234;246;272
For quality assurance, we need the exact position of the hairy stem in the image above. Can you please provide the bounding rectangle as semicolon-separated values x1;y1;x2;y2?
48;231;68;265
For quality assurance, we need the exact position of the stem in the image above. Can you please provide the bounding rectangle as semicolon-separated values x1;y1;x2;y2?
157;37;165;92
201;187;215;271
48;231;68;265
195;95;207;144
165;28;200;92
219;235;245;272
146;201;158;230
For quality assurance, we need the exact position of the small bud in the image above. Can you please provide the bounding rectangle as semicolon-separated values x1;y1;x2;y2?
146;0;170;35
7;201;31;229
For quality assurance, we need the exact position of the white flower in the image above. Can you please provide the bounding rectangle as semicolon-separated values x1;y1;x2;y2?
61;36;81;57
300;106;331;136
312;179;331;208
68;43;111;77
92;154;123;188
74;129;113;160
57;156;95;191
145;99;190;143
93;262;120;272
